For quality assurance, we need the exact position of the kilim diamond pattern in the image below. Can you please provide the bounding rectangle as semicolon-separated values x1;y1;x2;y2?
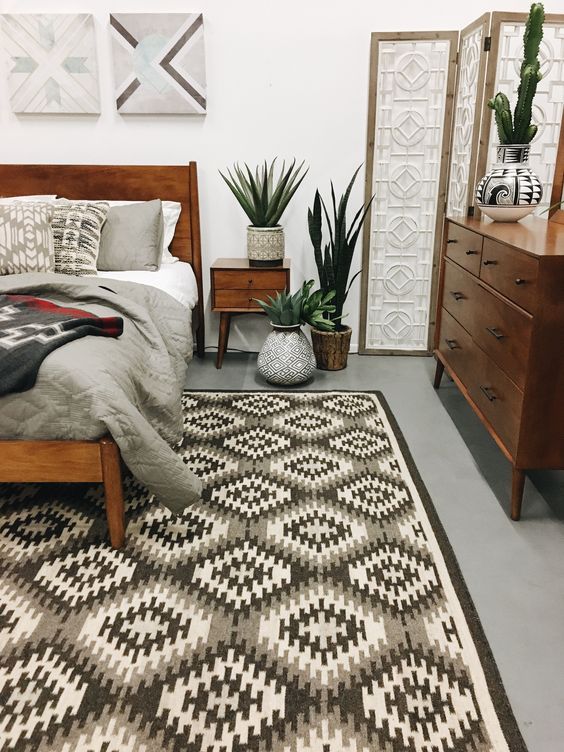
0;391;526;752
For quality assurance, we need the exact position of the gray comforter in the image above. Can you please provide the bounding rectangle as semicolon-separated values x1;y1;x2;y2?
0;273;201;513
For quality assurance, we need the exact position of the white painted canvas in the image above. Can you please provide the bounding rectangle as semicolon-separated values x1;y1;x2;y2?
0;14;100;114
110;13;206;114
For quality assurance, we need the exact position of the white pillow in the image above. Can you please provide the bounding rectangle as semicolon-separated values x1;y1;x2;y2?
93;200;181;263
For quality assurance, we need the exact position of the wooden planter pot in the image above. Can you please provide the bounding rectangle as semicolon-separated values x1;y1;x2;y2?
311;326;352;371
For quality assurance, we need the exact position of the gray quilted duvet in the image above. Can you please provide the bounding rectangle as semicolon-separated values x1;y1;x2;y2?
0;273;201;514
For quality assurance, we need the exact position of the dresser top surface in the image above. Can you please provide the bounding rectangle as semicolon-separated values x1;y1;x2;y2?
449;216;564;258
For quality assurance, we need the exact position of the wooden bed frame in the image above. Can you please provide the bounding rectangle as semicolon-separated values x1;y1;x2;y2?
0;163;205;549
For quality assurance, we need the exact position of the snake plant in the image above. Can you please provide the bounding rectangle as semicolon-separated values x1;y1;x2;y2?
307;167;373;330
219;159;308;227
254;281;336;331
488;3;545;144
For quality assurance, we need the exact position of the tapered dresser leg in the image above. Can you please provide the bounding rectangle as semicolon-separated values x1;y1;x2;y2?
100;437;126;549
511;467;526;521
433;358;445;389
216;312;231;369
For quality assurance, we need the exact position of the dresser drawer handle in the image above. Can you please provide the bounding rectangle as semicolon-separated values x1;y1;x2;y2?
486;326;505;340
515;278;525;285
483;259;497;266
449;291;464;302
480;385;497;402
447;239;458;244
445;338;459;350
465;249;478;255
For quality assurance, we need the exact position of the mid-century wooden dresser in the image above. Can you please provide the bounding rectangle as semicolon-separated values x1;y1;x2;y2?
434;216;564;519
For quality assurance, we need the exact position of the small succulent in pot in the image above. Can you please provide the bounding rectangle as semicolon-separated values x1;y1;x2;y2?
255;281;335;386
220;159;308;267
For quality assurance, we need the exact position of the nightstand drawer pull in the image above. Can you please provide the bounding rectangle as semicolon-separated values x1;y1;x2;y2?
483;259;497;266
486;326;505;340
445;338;459;350
515;278;525;285
450;291;464;302
447;239;457;244
480;385;497;402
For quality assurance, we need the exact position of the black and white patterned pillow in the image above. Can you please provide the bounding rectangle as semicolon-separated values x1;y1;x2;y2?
52;201;109;276
0;202;54;275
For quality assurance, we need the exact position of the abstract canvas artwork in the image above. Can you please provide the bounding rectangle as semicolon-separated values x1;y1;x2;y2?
110;13;206;114
0;14;100;114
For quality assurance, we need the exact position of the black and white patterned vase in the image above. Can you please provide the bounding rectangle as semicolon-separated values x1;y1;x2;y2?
475;144;543;222
257;324;316;385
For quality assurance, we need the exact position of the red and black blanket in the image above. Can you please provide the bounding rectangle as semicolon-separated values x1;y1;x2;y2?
0;294;123;396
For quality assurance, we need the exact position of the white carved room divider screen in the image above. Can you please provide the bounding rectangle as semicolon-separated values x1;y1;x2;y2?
359;32;458;354
360;14;564;354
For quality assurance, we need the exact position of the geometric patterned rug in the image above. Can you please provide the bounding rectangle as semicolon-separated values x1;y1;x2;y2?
0;391;527;752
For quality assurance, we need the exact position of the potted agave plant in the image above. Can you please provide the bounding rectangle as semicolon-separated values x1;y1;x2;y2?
307;167;373;370
255;281;335;386
476;2;545;221
220;159;308;266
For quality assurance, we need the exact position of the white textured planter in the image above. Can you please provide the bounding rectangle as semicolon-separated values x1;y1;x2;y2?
247;225;285;266
257;324;315;386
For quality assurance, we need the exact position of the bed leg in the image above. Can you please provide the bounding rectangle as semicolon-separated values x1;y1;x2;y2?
100;437;125;549
196;319;205;359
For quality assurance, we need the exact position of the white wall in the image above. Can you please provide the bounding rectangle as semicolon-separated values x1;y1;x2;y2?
0;0;534;353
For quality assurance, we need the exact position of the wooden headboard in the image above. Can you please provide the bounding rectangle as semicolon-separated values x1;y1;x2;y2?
0;162;205;355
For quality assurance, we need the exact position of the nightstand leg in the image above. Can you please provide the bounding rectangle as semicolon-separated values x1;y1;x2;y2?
511;467;526;521
216;312;231;369
433;358;445;389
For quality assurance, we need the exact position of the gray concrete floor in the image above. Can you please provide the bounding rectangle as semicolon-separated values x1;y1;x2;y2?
186;353;564;752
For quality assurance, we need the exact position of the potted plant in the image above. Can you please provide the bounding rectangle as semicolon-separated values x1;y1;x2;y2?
476;3;545;222
255;281;335;386
220;159;308;266
307;167;373;370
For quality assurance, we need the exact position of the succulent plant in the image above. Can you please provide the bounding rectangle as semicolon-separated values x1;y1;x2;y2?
308;166;373;330
254;280;336;331
219;159;308;227
488;3;544;144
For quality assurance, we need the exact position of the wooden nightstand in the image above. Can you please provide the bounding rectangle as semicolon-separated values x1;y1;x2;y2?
211;258;290;368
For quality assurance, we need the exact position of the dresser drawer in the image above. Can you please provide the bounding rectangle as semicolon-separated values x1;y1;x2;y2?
438;308;475;388
214;288;280;310
442;259;479;333
480;239;539;313
473;284;532;390
467;349;523;457
213;269;288;290
446;222;483;275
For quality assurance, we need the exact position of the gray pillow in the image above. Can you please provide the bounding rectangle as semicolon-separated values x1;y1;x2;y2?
97;199;164;271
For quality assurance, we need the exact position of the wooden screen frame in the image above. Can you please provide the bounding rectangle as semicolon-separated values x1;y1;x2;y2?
0;162;206;549
445;13;490;220
359;31;458;355
549;109;564;224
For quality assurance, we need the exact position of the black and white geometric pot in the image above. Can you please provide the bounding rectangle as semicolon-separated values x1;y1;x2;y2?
475;144;543;222
257;324;315;386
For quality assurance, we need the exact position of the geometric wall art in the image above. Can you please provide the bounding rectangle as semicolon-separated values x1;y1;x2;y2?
0;14;100;114
110;13;206;114
359;32;458;354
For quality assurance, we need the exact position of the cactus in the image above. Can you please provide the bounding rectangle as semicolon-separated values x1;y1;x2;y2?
488;3;544;144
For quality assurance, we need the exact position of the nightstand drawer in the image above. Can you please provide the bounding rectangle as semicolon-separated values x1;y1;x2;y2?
214;288;280;310
213;270;288;290
480;239;538;313
446;222;483;276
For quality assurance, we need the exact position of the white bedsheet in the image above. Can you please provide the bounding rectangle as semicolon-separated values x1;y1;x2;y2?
97;261;198;310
